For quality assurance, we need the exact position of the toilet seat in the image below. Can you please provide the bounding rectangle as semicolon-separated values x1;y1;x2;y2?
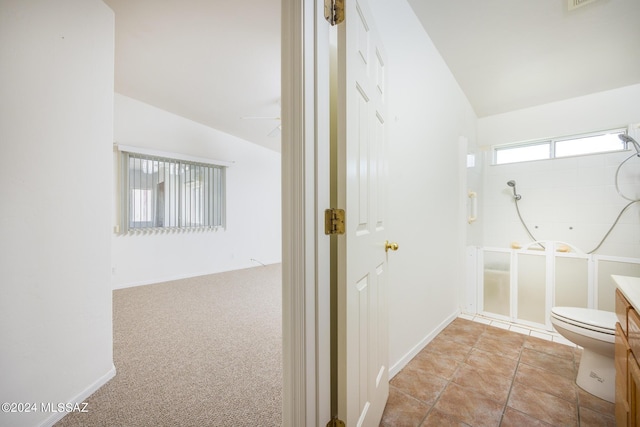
550;307;616;336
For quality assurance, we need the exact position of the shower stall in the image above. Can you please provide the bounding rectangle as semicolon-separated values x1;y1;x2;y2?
465;131;640;331
468;242;640;331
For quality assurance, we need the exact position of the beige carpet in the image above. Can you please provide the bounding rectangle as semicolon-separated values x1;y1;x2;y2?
56;264;282;427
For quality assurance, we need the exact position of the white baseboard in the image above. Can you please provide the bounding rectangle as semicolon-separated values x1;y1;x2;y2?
389;310;460;378
112;262;281;290
40;364;116;427
113;271;218;290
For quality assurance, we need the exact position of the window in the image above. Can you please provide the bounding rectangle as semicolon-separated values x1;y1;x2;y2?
493;128;628;165
555;132;625;157
495;142;551;165
118;148;226;233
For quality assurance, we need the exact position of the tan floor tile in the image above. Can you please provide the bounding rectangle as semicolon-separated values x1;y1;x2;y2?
390;363;448;405
465;347;518;379
500;407;554;427
576;387;615;417
448;317;488;334
384;318;616;427
410;349;461;380
508;382;578;426
474;334;523;360
482;325;527;346
577;406;616;427
433;382;504;427
438;327;482;347
515;363;577;402
452;363;512;404
420;408;470;427
524;335;576;360
439;318;486;347
423;335;472;362
380;386;431;427
520;348;576;380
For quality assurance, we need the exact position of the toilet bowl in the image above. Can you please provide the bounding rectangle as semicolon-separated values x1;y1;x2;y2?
550;306;617;403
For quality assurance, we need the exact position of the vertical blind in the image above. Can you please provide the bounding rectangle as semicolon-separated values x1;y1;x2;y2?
119;151;226;233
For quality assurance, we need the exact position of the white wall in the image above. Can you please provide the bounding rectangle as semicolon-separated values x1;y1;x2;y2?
0;1;115;426
369;0;478;374
478;85;640;258
478;84;640;147
112;94;281;288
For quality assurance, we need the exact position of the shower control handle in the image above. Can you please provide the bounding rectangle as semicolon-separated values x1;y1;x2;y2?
385;241;399;253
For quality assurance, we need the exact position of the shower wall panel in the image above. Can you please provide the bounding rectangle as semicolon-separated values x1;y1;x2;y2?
555;257;588;308
483;251;510;317
517;254;546;324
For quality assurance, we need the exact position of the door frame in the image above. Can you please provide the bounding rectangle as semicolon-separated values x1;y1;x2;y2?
281;0;331;426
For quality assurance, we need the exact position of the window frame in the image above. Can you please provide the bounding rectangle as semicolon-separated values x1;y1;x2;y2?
115;144;230;234
492;127;629;165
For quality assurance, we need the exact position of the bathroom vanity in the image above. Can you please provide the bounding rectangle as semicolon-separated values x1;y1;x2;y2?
614;275;640;426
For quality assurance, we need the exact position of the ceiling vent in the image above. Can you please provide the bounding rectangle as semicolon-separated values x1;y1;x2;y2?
568;0;599;11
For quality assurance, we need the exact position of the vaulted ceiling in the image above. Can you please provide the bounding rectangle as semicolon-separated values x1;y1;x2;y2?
407;0;640;117
104;0;640;152
104;0;281;152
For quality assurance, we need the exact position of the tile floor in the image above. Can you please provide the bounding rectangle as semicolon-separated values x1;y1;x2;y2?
380;316;616;426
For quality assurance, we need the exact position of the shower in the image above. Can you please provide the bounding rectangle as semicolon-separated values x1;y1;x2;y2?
506;134;640;253
620;134;640;156
507;180;521;200
477;132;640;334
506;180;543;249
616;134;640;202
586;132;640;253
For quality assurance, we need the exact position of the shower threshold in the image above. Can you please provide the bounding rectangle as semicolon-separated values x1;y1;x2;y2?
459;312;577;348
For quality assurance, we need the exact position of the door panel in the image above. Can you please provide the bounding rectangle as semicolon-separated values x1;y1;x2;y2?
337;0;389;425
356;86;370;230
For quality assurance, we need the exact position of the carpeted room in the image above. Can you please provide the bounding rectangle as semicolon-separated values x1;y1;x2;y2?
57;265;283;426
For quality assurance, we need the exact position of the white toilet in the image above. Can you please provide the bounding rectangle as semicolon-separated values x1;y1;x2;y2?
550;306;618;403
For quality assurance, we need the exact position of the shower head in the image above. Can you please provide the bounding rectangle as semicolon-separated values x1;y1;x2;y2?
507;180;521;200
619;134;640;156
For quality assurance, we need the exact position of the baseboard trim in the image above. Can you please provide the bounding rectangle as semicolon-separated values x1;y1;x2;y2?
113;262;281;290
389;310;460;379
40;364;116;427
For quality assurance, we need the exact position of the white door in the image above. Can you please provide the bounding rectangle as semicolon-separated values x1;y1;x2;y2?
336;0;390;425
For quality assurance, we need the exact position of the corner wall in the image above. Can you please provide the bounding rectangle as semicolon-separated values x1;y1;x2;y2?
112;94;282;288
0;1;115;426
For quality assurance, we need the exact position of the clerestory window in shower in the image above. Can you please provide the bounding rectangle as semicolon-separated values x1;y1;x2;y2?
493;128;629;165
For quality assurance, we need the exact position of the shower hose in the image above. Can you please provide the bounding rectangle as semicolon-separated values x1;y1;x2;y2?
513;152;639;254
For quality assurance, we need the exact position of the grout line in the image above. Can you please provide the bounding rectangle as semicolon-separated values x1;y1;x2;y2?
499;336;525;426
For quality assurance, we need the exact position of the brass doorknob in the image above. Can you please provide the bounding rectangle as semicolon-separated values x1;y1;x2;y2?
385;241;399;252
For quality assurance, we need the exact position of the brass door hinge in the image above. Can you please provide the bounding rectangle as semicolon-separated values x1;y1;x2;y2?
326;417;346;427
324;0;345;26
325;208;345;235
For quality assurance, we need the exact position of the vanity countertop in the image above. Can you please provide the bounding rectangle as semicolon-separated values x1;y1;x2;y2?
614;275;640;313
